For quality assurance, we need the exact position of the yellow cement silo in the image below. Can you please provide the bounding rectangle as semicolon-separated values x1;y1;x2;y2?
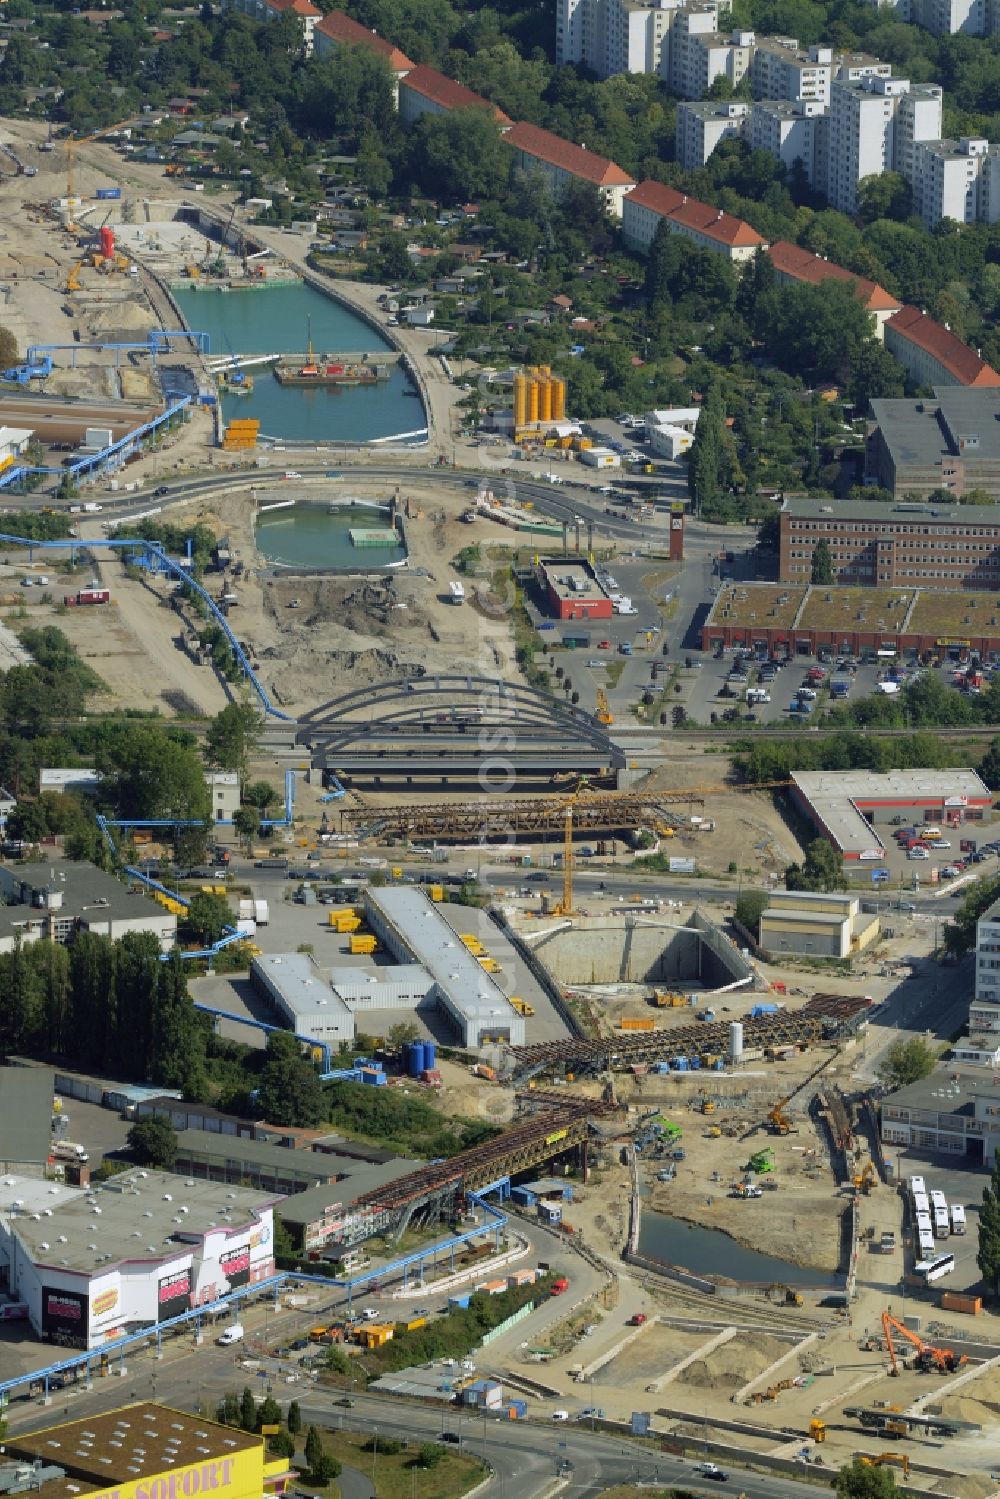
514;374;529;430
528;378;540;423
539;376;553;422
551;376;566;420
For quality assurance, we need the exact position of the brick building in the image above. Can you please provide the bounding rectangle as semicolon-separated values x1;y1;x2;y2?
539;558;613;621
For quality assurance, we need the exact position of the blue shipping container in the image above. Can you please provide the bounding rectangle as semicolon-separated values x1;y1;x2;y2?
96;187;122;200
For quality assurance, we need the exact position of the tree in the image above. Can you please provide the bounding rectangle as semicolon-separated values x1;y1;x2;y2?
98;725;212;823
308;1454;340;1485
304;1427;323;1473
204;701;262;776
735;889;769;936
127;1114;178;1169
244;780;279;811
287;1400;302;1437
836;1458;899;1499
857;171;912;225
185;891;233;946
234;805;261;853
877;1036;936;1091
256;1031;326;1127
240;1388;257;1433
945;874;1000;955
267;1432;295;1459
407;107;510;201
386;1021;419;1053
811;539;834;584
217;1392;240;1427
0;326;17;370
257;1395;282;1429
417;1443;443;1468
978;1148;1000;1293
981;737;1000;791
784;838;847;892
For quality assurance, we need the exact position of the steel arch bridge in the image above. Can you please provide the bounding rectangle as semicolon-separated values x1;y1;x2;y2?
297;674;623;781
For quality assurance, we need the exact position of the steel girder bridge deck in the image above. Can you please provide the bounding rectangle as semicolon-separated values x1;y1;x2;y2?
350;1092;617;1243
336;788;709;841
297;674;623;783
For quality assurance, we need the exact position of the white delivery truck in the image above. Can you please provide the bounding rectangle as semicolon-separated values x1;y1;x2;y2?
253;899;269;926
216;1323;245;1345
51;1141;89;1163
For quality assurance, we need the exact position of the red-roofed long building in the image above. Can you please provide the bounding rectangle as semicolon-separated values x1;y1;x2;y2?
885;305;1000;389
767;240;902;339
398;65;511;129
314;12;414;100
503;121;636;218
223;0;320;50
622;179;765;261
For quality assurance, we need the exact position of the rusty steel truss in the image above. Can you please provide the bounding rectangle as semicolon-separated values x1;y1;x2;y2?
338;788;709;840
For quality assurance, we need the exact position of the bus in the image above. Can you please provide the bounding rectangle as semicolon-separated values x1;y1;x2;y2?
916;1213;933;1238
930;1189;947;1212
933;1206;950;1237
918;1231;937;1259
913;1192;930;1217
950;1204;967;1235
909;1175;926;1198
915;1253;955;1283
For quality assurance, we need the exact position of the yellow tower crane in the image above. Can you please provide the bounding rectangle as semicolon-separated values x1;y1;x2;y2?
64;117;141;230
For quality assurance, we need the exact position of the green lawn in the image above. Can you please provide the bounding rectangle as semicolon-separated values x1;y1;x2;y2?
320;1429;486;1499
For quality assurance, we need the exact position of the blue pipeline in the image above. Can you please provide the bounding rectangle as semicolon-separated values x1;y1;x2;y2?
0;396;193;491
27;331;211;362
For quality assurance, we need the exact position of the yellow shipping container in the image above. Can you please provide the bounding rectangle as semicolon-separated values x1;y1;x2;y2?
350;934;378;954
429;884;444;902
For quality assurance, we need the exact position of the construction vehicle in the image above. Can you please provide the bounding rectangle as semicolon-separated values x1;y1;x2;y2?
881;1312;968;1375
652;990;687;1007
853;1161;877;1194
705;1125;722;1138
66;263;81;293
767;1091;794;1134
552;777;593;917
700;1099;716;1114
845;1407;961;1439
596;687;613;726
746;1148;774;1175
860;1455;910;1478
808;1420;826;1443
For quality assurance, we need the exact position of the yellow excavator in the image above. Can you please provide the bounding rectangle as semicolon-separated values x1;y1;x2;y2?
853;1160;877;1194
860;1455;910;1478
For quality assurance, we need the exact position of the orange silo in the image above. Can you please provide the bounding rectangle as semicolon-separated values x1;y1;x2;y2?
552;376;566;420
514;374;528;430
528;377;540;424
539;376;553;422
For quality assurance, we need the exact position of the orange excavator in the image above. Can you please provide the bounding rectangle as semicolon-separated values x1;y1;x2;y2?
881;1312;968;1375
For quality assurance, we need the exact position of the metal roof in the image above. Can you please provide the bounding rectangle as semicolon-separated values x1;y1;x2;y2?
0;1065;54;1165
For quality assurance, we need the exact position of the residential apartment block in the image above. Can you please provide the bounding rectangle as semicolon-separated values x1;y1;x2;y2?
502;122;636;217
868;0;996;36
884;305;1000;389
976;898;1000;1005
556;0;683;72
767;240;901;337
662;11;754;97
397;65;511;127
222;0;320;49
313;11;414;100
749;99;827;185
749;37;833;104
825;76;941;215
675;100;749;168
622;179;766;258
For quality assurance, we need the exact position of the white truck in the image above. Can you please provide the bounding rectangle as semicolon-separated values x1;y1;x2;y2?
238;899;269;926
51;1141;89;1163
216;1323;245;1346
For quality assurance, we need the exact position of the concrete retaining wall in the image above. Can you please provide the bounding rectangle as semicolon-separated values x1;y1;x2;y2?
528;908;756;990
494;911;585;1040
652;1324;738;1394
733;1331;819;1405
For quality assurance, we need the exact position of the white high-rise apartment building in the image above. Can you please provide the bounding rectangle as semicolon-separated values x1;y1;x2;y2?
675;100;750;167
749;99;828;186
662;9;754;97
750;38;833;104
911;137;987;225
556;0;683;71
824;75;940;214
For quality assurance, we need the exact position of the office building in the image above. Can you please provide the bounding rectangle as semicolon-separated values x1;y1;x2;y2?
0;861;176;952
880;1069;1000;1161
622;179;766;259
539;558;614;620
868;387;1000;498
0;1171;277;1348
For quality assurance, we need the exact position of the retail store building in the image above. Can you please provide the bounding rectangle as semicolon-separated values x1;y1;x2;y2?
790;767;991;860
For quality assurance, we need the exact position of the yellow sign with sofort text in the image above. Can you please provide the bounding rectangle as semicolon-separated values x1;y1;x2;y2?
89;1448;262;1499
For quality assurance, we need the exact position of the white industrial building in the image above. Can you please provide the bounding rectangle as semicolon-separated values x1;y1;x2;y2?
880;1070;1000;1164
204;770;240;822
363;887;526;1046
0;1169;278;1349
0;861;177;951
250;952;355;1045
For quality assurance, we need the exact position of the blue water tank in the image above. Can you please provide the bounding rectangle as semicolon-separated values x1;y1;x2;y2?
423;1041;436;1071
407;1042;422;1078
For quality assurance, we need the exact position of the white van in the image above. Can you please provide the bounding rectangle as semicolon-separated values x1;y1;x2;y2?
216;1323;245;1345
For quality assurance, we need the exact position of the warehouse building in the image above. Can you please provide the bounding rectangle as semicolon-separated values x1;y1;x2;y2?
0;861;176;952
4;1404;290;1499
701;579;1000;659
363;887;525;1046
0;1066;55;1179
274;1159;425;1252
880;1069;1000;1163
759;890;880;957
250;952;355;1045
0;1169;277;1349
790;767;991;860
538;557;613;621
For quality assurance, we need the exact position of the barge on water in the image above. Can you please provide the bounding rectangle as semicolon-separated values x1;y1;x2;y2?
274;355;390;387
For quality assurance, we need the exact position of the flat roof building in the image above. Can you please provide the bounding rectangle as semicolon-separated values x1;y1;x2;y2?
250;952;354;1045
0;1066;55;1178
363;887;525;1046
790;767;990;859
881;1068;1000;1163
539;557;613;621
868;387;1000;500
759;890;880;958
0;1169;278;1348
0;861;176;952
